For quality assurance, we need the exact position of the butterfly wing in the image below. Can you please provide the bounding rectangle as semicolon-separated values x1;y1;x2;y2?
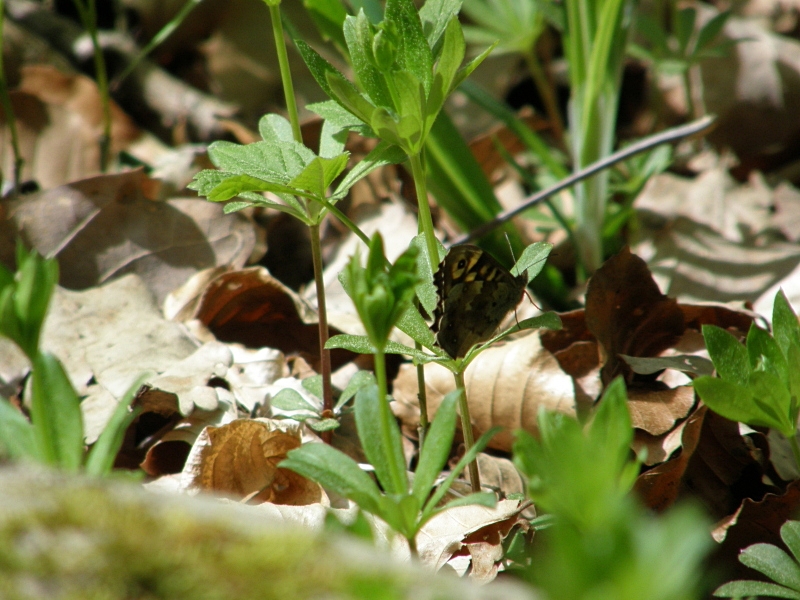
432;245;526;358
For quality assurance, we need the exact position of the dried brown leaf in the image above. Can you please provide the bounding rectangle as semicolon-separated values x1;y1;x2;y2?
393;332;575;451
627;385;696;436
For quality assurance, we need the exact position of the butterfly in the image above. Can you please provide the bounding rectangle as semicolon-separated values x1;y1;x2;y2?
431;244;527;358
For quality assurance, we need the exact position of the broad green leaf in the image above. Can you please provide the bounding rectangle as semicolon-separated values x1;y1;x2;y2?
773;290;800;358
783;521;800;566
748;323;788;384
331;141;407;200
0;396;37;460
739;543;800;591
715;580;800;599
31;353;84;471
258;114;295;144
270;388;317;412
513;242;554;282
302;375;324;399
207;174;306;202
749;370;794;435
85;377;145;477
289;154;350;198
394;303;438;351
319;119;348;158
336;370;376;411
385;0;433;93
411;233;441;318
694;376;782;430
355;384;408;495
208;140;312;182
308;418;340;432
418;0;462;51
702;324;749;385
344;12;393;109
282;443;383;514
411;390;458;507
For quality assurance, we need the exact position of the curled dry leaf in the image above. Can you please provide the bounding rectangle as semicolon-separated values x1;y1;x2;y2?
626;385;696;436
183;418;323;506
0;169;256;305
392;332;575;452
170;267;353;372
416;499;523;580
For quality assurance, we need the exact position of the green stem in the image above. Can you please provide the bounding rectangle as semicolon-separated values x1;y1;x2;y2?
269;3;302;144
374;347;407;494
0;0;23;192
522;48;564;145
309;223;334;443
407;533;418;557
454;370;480;493
409;152;439;277
790;433;800;474
415;338;429;449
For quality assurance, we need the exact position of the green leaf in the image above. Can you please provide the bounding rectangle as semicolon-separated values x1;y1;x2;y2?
748;323;789;384
635;14;669;55
450;41;496;91
385;0;433;93
258;114;295;144
302;375;324;400
31;353;84;471
208;140;313;183
694;10;731;55
271;388;318;412
418;0;462;51
303;0;348;51
694;376;783;430
440;491;497;511
0;396;37;461
739;543;800;591
325;334;435;362
309;100;371;137
319;119;348;158
282;443;383;515
296;39;350;100
426;17;465;122
207;174;306;202
411;390;458;507
394;303;438;351
715;581;800;599
748;370;794;435
354;383;407;495
344;12;393;109
222;201;255;214
773;290;800;359
331;141;407;200
289;154;350;198
675;7;696;56
702;324;750;385
85;377;145;477
513;242;554;282
336;370;376;411
308;418;341;432
327;72;380;126
783;521;800;566
620;354;715;377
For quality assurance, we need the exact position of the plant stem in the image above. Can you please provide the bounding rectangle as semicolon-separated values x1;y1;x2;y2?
269;2;302;144
454;370;480;493
374;347;407;494
309;223;334;443
522;48;564;145
407;533;418;557
415;339;429;448
0;0;22;192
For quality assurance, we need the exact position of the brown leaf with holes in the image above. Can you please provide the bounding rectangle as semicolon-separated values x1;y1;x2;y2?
392;332;575;451
185;419;323;505
585;247;685;385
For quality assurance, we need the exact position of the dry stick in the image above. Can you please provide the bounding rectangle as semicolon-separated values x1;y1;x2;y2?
450;115;717;246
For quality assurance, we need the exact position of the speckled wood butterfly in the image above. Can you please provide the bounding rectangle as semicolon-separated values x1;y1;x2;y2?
431;244;527;358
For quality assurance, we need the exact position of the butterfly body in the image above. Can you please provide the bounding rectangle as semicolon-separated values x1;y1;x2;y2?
432;245;527;358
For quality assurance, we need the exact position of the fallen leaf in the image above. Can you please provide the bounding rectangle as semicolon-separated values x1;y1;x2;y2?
183;418;323;505
392;331;575;452
627;385;696;436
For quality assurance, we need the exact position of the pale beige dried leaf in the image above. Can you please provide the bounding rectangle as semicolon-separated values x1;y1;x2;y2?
416;499;522;574
393;332;575;451
0;65;139;189
627;385;696;436
184;419;323;506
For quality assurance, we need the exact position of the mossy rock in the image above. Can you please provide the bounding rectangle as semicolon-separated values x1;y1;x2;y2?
0;468;534;600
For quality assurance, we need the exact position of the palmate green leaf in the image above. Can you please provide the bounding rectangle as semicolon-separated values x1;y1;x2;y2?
739;542;800;591
385;0;433;93
344;12;393;109
694;376;785;431
31;353;84;472
715;580;800;599
289;154;350;198
208;140;312;183
0;396;37;461
282;443;383;515
411;390;458;507
355;384;407;495
702;324;750;386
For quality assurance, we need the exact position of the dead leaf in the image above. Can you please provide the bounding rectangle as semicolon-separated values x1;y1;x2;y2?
585;247;685;385
392;331;575;452
0;65;140;189
627;385;696;436
183;418;323;505
174;266;354;371
0;170;256;304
